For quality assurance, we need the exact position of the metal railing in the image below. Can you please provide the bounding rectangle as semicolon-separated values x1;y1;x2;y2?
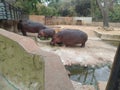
0;0;28;20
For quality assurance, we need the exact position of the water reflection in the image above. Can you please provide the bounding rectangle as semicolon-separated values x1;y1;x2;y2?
66;65;110;86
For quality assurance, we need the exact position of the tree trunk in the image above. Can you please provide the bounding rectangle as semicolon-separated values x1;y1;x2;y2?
103;0;109;27
102;8;109;27
96;0;110;27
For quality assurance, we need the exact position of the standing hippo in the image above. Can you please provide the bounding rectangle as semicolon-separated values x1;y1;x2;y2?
50;29;88;47
38;28;55;39
17;20;47;36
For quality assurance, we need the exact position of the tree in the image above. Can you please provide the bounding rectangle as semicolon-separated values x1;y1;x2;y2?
96;0;115;27
14;0;39;14
74;0;91;16
13;0;59;14
109;4;120;22
36;3;57;16
58;1;76;16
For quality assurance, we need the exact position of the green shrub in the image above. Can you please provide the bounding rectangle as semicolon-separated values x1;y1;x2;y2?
109;5;120;22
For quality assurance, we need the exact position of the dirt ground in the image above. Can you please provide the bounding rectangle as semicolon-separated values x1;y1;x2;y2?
36;25;118;67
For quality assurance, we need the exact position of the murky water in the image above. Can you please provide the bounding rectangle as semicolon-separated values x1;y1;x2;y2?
65;65;111;89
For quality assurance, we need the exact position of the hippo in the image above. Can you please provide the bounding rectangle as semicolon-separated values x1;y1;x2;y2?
17;20;48;36
38;28;55;39
50;29;88;47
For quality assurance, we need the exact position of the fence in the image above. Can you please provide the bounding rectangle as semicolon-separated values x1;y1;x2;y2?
0;0;28;20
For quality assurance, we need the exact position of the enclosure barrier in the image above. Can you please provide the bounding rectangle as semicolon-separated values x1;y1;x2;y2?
0;0;28;20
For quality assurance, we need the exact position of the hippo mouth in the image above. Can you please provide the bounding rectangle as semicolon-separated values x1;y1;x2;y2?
50;41;63;46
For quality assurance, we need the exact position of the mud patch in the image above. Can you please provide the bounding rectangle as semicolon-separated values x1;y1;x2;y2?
37;38;116;67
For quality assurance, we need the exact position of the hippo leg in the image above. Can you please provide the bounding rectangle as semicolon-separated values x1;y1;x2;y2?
23;32;27;36
81;42;85;47
21;29;27;36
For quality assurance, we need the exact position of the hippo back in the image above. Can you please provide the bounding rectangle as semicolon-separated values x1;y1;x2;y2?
57;29;88;46
17;20;47;33
43;28;55;37
23;20;47;33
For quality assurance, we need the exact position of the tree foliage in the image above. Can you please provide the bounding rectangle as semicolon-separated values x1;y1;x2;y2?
12;0;120;22
74;0;91;16
109;4;120;22
14;0;38;14
36;3;58;16
13;0;58;15
48;0;91;16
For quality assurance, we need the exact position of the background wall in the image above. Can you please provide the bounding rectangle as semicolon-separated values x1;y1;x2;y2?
29;15;120;27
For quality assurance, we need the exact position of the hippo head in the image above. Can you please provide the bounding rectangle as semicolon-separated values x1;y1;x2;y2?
38;30;45;38
50;34;62;46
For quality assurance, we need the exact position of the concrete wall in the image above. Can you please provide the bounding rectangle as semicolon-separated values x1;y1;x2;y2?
0;33;44;90
29;15;120;27
73;17;92;24
91;22;120;27
0;28;74;90
29;15;45;24
29;15;92;25
51;16;75;25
